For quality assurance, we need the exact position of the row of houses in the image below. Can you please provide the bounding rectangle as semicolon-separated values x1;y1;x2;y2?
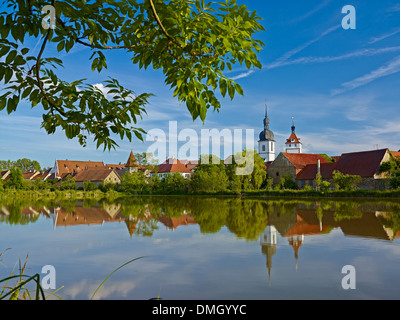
0;151;197;187
267;148;400;190
1;148;399;190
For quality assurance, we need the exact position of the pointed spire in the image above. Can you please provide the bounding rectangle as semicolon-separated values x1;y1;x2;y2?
291;117;295;134
126;150;137;167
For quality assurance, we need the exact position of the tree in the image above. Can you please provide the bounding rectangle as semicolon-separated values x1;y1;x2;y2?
5;167;24;189
380;156;400;189
119;171;147;193
0;0;264;150
134;152;158;167
279;173;296;190
192;156;228;193
0;158;41;171
83;180;97;191
229;149;266;191
314;172;322;191
191;154;228;193
59;175;77;190
332;170;361;191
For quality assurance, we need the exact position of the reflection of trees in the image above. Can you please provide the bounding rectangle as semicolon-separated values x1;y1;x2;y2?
189;198;229;234
333;202;363;222
226;200;269;241
376;204;400;241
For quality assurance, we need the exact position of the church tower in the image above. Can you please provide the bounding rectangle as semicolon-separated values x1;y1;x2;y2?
258;104;276;162
285;117;302;153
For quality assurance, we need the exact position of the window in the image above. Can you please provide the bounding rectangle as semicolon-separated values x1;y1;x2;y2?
262;145;265;152
291;138;294;142
271;143;273;152
276;172;279;177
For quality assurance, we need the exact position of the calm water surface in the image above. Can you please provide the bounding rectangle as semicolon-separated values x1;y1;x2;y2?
1;196;400;300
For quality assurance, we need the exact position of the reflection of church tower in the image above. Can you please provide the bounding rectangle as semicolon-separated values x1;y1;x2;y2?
258;104;276;162
260;225;277;286
288;235;304;270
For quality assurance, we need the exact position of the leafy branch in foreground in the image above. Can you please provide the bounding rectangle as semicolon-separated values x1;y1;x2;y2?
0;0;265;150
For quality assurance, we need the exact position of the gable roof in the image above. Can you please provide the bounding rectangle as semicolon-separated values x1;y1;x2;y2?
55;160;105;177
333;148;389;178
1;170;10;181
285;133;301;144
73;168;119;182
391;151;400;159
296;162;337;180
282;153;328;169
158;158;191;173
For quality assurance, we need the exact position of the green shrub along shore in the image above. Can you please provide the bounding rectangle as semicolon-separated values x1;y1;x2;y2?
1;153;400;200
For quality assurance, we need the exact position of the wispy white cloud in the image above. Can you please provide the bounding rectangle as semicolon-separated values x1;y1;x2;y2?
289;0;333;24
231;70;255;80
267;46;400;69
332;55;400;95
264;24;340;70
368;27;400;44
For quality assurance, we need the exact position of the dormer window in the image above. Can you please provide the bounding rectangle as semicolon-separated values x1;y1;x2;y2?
291;138;295;142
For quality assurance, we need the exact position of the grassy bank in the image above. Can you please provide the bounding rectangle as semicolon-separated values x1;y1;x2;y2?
1;188;400;200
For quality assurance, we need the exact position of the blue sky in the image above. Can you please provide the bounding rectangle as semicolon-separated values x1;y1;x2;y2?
1;0;400;168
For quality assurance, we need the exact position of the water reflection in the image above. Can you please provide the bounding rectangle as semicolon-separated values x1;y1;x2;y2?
1;196;400;299
1;197;400;242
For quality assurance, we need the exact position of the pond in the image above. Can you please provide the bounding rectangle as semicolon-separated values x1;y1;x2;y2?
1;196;400;300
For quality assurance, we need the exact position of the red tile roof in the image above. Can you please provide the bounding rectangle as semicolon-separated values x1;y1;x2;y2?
296;162;337;180
333;148;389;178
126;151;137;167
391;151;400;159
158;158;191;173
73;168;119;182
282;153;328;169
285;133;301;144
56;160;105;177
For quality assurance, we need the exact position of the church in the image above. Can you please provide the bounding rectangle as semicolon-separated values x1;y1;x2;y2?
258;103;303;163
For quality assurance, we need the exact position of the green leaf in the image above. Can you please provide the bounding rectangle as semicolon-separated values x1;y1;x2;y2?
57;41;65;52
219;78;227;97
5;50;17;64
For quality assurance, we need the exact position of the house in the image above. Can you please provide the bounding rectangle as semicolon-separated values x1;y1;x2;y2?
295;162;337;189
73;168;121;188
179;160;199;172
1;170;10;181
155;158;192;179
108;151;152;178
296;148;392;190
22;170;40;180
49;159;106;179
267;152;329;185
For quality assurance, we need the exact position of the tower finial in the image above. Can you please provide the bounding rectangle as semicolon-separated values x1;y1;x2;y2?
291;117;295;134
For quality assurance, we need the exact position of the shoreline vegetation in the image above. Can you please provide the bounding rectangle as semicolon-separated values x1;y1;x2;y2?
1;153;400;200
1;188;400;201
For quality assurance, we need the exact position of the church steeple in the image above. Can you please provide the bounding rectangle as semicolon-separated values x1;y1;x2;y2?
258;102;276;162
291;117;296;134
285;116;302;153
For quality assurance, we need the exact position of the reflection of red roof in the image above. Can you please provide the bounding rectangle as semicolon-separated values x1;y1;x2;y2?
282;153;328;169
333;149;388;178
296;162;337;180
158;158;191;173
285;133;301;144
284;215;330;236
158;215;197;229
